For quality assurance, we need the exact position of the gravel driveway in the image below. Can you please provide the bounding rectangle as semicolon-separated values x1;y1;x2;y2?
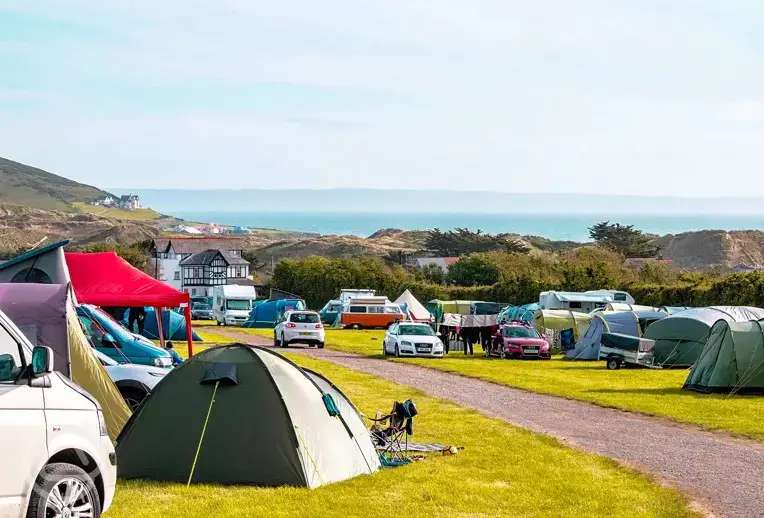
219;330;764;518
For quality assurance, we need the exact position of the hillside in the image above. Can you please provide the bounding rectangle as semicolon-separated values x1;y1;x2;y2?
655;230;764;270
0;157;111;211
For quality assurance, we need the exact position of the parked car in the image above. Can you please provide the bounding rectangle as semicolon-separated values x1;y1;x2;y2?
487;322;551;359
191;302;213;320
383;322;444;358
0;309;116;518
274;311;325;348
92;349;167;410
77;304;173;368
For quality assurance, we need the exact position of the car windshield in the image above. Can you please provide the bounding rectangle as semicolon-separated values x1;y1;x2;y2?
398;325;434;336
91;307;135;342
290;313;319;324
226;299;251;311
193;303;211;310
503;327;540;338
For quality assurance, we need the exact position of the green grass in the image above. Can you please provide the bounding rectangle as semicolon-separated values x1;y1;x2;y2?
241;328;764;440
73;201;161;221
108;354;693;518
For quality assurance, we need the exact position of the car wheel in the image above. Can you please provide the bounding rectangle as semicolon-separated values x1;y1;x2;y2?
500;349;507;360
27;463;102;518
120;387;148;411
607;358;622;370
281;333;288;348
274;333;281;347
318;342;325;349
395;345;400;358
216;320;221;326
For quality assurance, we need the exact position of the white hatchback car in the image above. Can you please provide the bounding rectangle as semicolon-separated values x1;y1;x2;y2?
274;311;325;348
383;322;444;358
93;349;168;410
0;310;116;518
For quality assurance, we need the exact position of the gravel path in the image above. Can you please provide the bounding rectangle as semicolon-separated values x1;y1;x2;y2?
219;330;764;518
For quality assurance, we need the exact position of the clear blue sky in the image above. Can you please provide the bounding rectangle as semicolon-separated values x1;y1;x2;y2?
1;1;763;195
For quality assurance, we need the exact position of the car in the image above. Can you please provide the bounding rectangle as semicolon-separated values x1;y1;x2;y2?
0;309;116;518
191;302;213;320
274;311;325;348
487;322;551;359
77;304;173;368
92;348;168;410
383;322;444;358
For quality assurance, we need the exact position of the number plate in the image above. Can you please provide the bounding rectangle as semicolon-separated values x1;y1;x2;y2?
300;332;313;336
524;347;539;353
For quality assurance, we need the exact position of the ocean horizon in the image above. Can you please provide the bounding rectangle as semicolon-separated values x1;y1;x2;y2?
171;212;764;242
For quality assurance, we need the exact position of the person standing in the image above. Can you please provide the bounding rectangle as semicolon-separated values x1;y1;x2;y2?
128;306;147;335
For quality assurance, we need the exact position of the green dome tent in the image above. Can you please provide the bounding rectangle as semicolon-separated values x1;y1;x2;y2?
643;306;764;367
684;320;764;394
116;344;380;487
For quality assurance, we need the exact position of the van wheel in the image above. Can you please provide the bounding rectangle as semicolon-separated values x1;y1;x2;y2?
216;320;222;326
350;324;362;330
27;463;102;518
120;387;148;411
318;342;325;349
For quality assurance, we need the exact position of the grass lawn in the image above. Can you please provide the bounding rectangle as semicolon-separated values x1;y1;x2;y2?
240;328;764;440
72;201;161;221
108;353;693;517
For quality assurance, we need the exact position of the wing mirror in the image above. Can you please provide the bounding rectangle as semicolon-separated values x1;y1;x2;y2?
31;346;54;376
102;333;119;348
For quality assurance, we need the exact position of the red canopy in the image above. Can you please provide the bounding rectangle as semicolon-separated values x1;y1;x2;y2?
65;252;194;356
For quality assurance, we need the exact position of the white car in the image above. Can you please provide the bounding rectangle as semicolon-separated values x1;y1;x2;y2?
383;322;444;358
274;311;325;348
0;310;116;518
93;349;168;410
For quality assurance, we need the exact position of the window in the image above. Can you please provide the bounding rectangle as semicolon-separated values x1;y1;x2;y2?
0;324;23;383
388;324;398;334
78;314;107;348
192;288;197;295
368;306;384;314
11;268;52;284
289;313;320;324
568;301;582;309
398;325;435;336
614;293;628;301
226;299;251;311
349;306;367;313
174;271;180;280
385;306;403;314
502;327;541;338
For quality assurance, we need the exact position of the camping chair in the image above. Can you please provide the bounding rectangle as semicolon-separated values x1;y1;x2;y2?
368;400;417;465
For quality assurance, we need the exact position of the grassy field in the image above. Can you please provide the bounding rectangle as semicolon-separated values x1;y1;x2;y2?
238;328;764;440
73;201;161;221
108;353;693;517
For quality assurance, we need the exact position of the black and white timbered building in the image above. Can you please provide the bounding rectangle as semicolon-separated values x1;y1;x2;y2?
179;249;253;297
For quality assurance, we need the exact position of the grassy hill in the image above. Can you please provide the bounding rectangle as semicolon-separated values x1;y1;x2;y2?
0;156;111;211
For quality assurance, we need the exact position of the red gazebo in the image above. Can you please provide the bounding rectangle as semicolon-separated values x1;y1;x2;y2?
65;251;195;357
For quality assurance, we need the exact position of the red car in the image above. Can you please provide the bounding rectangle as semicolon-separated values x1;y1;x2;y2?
487;322;551;359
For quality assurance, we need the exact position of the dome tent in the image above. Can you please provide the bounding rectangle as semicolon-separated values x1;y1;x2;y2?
684;320;764;394
116;344;380;487
566;310;666;360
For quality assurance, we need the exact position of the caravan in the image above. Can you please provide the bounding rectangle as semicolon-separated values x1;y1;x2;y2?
213;285;258;326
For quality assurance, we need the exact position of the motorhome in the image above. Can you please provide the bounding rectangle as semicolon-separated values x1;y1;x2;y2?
539;290;635;314
213;285;258;326
340;297;406;329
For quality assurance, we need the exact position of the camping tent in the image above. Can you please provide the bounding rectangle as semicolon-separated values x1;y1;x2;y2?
136;308;203;342
684;320;764;394
242;299;306;328
502;303;541;323
644;306;764;367
116;344;380;487
472;302;508;315
566;311;666;360
661;306;692;315
0;283;131;440
65;252;195;357
394;290;431;322
533;309;593;340
603;303;661;312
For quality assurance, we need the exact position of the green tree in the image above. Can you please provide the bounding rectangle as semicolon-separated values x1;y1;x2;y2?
446;254;501;286
414;263;446;284
588;221;659;258
425;228;529;256
80;241;150;271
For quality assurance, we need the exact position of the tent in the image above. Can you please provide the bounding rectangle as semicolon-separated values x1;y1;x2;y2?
242;299;307;328
661;306;692;315
566;311;667;360
533;309;593;340
116;344;380;486
502;303;541;323
65;252;195;357
0;283;131;440
603;303;661;312
684;320;764;394
394;290;431;322
643;306;764;367
136;308;203;342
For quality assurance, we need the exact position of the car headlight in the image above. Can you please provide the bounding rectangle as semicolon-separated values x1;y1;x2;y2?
401;340;413;346
97;409;108;436
153;357;172;368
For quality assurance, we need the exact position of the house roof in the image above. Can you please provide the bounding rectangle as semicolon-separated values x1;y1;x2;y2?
0;240;70;272
180;249;249;266
415;257;459;269
153;237;247;255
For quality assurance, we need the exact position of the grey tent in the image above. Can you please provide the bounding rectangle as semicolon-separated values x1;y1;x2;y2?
566;311;666;360
116;344;380;487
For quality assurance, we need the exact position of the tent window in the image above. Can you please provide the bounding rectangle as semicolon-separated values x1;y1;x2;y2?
10;268;52;284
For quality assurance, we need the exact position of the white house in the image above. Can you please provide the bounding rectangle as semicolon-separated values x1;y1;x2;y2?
117;194;141;210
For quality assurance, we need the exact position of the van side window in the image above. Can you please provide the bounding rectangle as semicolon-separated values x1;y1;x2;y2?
368;306;384;314
349;306;367;314
614;293;627;301
0;325;24;383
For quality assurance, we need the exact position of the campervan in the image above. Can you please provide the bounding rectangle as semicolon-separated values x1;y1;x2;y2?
213;285;258;326
339;289;376;303
340;297;406;329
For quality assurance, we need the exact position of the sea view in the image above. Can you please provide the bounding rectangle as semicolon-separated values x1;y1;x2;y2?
171;212;764;241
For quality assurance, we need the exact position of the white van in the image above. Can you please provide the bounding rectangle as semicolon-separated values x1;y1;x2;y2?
0;310;116;518
213;285;258;326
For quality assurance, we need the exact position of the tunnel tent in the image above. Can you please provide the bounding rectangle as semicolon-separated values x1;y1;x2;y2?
116;344;380;487
0;283;131;440
242;299;307;328
508;303;541;322
566;311;667;360
603;303;661;312
533;309;593;340
660;306;692;315
644;306;764;367
684;320;764;394
472;302;509;315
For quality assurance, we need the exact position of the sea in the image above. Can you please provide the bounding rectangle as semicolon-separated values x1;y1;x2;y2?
171;212;764;242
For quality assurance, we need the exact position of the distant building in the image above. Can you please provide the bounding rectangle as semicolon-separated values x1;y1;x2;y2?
414;257;460;272
179;249;254;297
150;238;249;292
117;194;141;210
92;195;115;207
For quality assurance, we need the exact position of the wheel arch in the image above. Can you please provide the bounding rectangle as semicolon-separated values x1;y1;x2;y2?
35;448;105;512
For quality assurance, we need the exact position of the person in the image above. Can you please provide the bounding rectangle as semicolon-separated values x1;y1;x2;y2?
128;307;147;335
164;341;184;366
461;327;474;356
441;325;450;354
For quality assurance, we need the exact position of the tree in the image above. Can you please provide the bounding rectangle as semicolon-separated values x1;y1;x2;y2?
414;263;446;284
424;228;529;256
588;221;659;258
446;255;501;286
80;241;150;271
242;249;268;274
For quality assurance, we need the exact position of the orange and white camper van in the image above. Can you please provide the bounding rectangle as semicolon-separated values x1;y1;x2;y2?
340;297;406;329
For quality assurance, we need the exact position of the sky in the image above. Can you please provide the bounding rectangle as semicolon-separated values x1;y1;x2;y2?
1;1;764;196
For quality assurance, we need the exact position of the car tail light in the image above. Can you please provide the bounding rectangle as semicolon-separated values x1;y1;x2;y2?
315;323;324;329
285;323;296;328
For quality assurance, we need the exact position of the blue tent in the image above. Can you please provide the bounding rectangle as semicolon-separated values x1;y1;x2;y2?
125;308;203;342
320;299;342;325
566;310;666;360
504;303;541;322
242;299;306;328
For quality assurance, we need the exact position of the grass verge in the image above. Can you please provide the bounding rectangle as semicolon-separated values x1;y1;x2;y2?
109;354;693;518
73;201;161;221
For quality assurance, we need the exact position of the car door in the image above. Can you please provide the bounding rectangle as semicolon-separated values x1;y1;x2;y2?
0;320;46;517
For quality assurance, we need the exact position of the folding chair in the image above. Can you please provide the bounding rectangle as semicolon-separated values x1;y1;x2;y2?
368;400;417;465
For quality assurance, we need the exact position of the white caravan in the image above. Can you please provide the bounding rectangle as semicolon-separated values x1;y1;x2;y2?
0;309;116;518
338;289;376;303
213;285;258;326
539;290;635;314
